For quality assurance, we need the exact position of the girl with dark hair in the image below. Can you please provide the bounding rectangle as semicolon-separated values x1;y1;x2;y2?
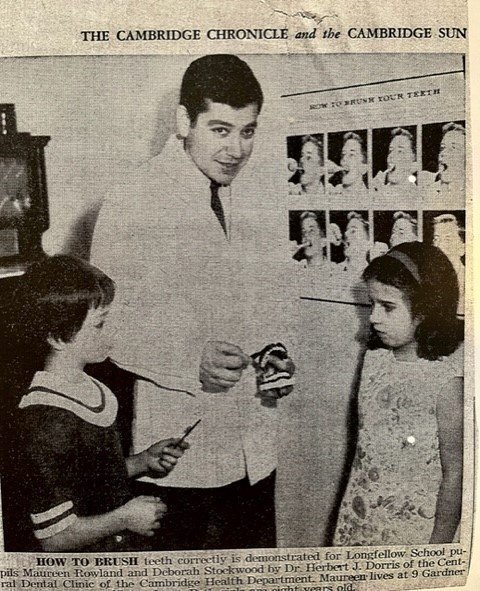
6;255;187;552
334;242;463;546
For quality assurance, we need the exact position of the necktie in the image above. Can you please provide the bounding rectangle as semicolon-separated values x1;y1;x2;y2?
210;181;227;236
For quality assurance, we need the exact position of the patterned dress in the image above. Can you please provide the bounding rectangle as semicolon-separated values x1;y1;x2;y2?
334;349;457;546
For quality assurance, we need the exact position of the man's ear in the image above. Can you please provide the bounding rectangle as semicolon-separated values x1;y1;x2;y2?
47;334;68;352
176;105;192;138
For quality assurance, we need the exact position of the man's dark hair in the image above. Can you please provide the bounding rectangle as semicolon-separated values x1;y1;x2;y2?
180;54;264;123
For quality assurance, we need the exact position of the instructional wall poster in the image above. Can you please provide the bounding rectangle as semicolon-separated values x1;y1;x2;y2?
0;2;477;591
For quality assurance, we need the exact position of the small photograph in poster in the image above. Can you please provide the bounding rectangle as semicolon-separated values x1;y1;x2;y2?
329;210;370;285
327;129;369;205
286;133;326;199
420;120;466;208
371;126;419;208
423;210;466;315
372;210;419;258
288;209;328;271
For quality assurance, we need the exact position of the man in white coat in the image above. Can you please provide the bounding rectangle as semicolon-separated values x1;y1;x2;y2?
91;54;295;550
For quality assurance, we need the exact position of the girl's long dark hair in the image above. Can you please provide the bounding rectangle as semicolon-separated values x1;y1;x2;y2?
362;241;462;360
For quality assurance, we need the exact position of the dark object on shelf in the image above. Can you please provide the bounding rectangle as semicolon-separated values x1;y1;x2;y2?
0;104;50;277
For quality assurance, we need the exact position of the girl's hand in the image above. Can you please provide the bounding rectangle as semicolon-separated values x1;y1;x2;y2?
143;438;189;476
119;496;166;536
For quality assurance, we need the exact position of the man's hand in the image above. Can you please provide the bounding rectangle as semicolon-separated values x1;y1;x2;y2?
200;341;250;393
259;356;296;401
143;438;189;477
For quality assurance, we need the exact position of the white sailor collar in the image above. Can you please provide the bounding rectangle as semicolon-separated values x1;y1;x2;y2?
19;371;118;427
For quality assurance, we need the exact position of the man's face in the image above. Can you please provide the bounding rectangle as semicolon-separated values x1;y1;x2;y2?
341;138;365;172
341;138;367;187
439;130;465;173
301;217;324;260
300;140;322;187
344;217;369;260
387;134;415;172
183;101;259;185
390;217;417;248
345;217;367;241
433;220;465;262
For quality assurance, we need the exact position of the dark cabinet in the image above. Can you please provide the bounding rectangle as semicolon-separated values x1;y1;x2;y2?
0;104;50;277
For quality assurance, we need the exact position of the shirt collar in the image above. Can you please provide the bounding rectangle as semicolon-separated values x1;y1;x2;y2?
157;135;232;235
19;371;118;427
159;135;211;202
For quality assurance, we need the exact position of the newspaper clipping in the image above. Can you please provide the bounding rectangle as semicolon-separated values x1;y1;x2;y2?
0;1;476;591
